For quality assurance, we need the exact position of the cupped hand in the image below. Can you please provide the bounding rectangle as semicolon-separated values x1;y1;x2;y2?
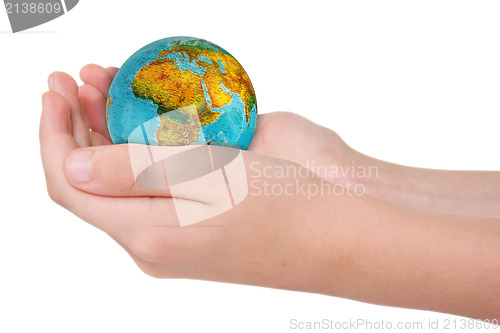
40;65;351;284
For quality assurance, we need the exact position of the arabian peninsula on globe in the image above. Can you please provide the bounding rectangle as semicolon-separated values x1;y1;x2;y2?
106;36;257;150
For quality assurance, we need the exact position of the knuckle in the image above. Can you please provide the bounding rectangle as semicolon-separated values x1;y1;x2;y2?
111;165;137;192
95;147;137;193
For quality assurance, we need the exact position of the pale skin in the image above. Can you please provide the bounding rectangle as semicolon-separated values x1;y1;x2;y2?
40;65;500;320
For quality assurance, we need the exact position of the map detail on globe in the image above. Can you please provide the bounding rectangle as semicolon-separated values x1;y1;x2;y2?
106;36;257;150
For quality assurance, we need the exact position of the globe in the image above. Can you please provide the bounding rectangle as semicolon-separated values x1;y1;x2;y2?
106;36;257;150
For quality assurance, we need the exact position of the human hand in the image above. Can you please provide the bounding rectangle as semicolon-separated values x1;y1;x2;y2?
40;67;351;285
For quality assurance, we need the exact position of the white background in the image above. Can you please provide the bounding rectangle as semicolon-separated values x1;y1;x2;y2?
1;1;499;332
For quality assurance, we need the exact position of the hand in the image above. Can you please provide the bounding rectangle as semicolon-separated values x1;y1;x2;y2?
40;66;350;284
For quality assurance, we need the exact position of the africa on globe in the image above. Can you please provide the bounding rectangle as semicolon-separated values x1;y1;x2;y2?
106;36;257;150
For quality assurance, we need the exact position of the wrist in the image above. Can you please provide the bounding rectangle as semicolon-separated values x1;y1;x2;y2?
334;149;414;205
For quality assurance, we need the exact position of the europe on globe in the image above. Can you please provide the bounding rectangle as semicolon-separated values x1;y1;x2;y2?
106;36;257;150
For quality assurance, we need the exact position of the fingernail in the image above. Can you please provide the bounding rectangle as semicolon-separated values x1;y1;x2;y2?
48;75;53;90
66;150;93;183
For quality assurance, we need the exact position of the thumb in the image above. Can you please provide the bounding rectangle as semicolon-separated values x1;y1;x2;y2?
64;144;248;202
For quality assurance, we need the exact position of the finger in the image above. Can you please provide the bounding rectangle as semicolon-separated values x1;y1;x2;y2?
64;144;173;197
105;66;119;79
40;91;79;185
63;144;245;203
89;131;111;146
78;83;112;143
49;72;90;147
79;64;116;98
40;90;97;217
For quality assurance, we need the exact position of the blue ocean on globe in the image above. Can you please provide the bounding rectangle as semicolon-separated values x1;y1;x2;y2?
106;36;257;150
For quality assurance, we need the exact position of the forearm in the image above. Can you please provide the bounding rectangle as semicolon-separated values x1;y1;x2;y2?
202;170;500;319
341;149;500;218
312;193;500;319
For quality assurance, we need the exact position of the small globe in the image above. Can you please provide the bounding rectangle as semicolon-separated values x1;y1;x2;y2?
106;36;258;150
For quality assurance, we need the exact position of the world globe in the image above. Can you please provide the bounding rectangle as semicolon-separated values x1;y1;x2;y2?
106;36;257;150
